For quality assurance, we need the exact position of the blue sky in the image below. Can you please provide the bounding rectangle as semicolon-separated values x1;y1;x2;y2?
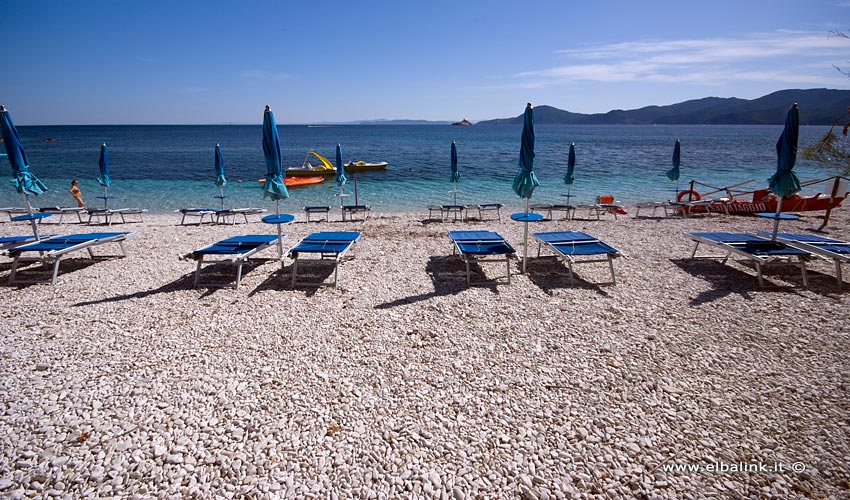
2;0;848;125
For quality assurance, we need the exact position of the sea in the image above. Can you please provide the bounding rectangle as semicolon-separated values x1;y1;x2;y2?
0;124;837;214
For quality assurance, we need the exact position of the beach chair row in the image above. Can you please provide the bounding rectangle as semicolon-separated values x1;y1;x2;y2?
1;229;848;290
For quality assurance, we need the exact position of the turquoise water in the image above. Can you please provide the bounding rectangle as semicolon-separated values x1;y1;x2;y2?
0;124;836;213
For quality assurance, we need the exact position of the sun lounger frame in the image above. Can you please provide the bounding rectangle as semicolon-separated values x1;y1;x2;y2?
342;205;370;222
288;231;361;287
756;232;850;289
87;208;148;225
304;206;330;222
476;203;503;221
176;208;217;225
38;207;87;223
214;208;267;225
687;231;811;288
4;232;132;285
0;207;29;221
449;230;515;285
181;234;280;289
533;231;622;285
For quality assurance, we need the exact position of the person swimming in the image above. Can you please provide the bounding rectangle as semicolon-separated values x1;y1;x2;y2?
70;179;84;207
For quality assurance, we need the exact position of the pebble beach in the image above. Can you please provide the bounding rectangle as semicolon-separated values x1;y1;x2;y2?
0;206;848;499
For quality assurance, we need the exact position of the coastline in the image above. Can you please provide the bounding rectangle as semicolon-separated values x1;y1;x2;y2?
0;208;848;497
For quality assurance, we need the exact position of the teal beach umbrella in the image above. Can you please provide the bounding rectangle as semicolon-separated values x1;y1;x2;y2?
450;140;460;204
335;143;347;207
666;139;681;193
511;103;541;274
97;143;112;209
564;142;576;201
262;105;289;205
214;143;227;210
512;103;540;200
214;144;226;187
261;105;291;257
767;103;801;239
768;103;801;199
0;105;48;239
335;144;346;186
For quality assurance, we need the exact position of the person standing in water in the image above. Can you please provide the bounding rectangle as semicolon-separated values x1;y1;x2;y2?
70;179;84;207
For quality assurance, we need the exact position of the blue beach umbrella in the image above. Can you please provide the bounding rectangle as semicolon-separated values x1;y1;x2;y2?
666;139;681;193
450;140;460;204
214;143;227;210
97;143;112;209
564;142;576;201
334;143;347;207
262;105;289;207
512;103;540;202
0;105;48;239
767;103;801;238
261;105;291;257
511;103;541;274
768;103;801;199
335;143;346;187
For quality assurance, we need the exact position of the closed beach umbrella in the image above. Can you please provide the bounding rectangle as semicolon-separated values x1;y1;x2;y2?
666;139;681;193
261;105;290;257
768;104;801;199
0;105;47;239
450;140;460;204
767;103;801;239
214;143;227;210
262;105;289;208
564;142;576;200
335;143;346;187
511;103;540;274
97;143;112;209
512;103;540;201
334;143;348;208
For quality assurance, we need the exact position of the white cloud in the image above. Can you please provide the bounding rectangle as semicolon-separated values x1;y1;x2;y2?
517;31;848;87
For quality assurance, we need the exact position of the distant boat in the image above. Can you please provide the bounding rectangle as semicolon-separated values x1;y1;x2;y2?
42;137;57;142
285;151;337;177
344;160;388;172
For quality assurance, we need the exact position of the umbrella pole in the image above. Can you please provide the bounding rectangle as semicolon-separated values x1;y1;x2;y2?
354;174;359;206
103;186;108;210
523;198;530;274
771;196;783;240
275;200;283;257
22;193;40;241
453;181;457;205
219;186;225;211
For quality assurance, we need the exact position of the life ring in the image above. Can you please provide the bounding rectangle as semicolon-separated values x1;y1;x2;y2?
677;189;701;202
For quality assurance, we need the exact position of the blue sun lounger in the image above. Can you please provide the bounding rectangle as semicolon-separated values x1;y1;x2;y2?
687;231;812;288
533;231;622;285
287;231;361;287
449;230;516;285
756;232;850;289
0;235;42;251
181;234;280;288
3;232;133;285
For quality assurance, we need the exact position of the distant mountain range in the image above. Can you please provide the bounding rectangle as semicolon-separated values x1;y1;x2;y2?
475;89;850;126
